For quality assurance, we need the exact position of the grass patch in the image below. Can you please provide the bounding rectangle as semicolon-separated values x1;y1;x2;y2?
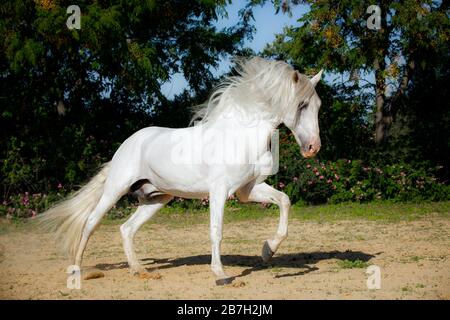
410;256;423;262
401;286;412;292
337;259;369;269
291;201;450;222
2;201;449;231
151;201;448;226
268;266;284;273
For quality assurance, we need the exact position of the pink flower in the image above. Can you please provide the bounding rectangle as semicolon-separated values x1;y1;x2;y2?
334;174;340;180
315;172;320;176
306;164;311;169
293;176;298;182
57;183;63;189
22;194;29;206
319;175;324;180
278;182;285;189
327;179;332;184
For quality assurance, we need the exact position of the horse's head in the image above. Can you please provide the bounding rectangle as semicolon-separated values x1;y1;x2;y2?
283;69;323;158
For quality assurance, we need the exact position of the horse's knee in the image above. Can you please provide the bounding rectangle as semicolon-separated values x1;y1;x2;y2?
280;193;291;209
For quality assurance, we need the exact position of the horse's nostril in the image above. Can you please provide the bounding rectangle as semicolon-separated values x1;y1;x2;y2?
309;144;314;151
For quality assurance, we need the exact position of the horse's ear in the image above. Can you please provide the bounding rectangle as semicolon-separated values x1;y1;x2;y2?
310;69;324;87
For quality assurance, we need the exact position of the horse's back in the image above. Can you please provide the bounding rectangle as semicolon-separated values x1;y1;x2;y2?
105;126;175;185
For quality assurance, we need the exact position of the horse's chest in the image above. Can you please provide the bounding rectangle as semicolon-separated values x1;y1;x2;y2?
253;151;274;178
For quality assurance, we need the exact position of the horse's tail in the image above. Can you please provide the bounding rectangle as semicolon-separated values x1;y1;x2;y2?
38;162;111;261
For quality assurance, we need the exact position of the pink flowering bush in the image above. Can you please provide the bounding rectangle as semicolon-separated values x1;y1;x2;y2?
269;157;449;204
0;191;64;219
267;130;450;205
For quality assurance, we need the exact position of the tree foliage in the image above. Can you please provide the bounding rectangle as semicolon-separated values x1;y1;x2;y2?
0;0;253;196
0;0;448;205
263;0;449;144
261;0;449;180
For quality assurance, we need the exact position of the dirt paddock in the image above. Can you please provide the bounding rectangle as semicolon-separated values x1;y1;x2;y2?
0;214;449;299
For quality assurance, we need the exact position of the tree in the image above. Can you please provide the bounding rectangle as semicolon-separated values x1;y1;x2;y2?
262;0;449;144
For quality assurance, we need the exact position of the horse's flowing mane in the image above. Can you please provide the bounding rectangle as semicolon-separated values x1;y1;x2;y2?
190;57;315;126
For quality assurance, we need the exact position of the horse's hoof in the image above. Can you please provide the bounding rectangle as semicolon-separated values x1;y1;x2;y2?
262;240;274;263
215;277;233;286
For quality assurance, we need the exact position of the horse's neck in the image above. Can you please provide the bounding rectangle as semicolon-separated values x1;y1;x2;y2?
203;115;277;157
207;107;281;129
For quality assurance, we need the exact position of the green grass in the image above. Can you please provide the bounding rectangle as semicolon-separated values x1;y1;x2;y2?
401;286;412;292
290;201;450;222
2;201;449;231
410;255;423;262
337;259;369;269
268;266;284;273
100;201;450;227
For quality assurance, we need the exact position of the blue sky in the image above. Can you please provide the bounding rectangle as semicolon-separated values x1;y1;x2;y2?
161;1;310;98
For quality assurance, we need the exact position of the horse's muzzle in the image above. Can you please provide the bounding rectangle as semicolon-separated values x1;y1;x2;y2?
301;141;321;158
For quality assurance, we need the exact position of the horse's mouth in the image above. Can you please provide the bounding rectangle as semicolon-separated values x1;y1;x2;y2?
301;151;317;158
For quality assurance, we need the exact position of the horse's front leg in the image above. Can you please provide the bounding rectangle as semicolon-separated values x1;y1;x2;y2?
237;182;291;262
209;185;233;285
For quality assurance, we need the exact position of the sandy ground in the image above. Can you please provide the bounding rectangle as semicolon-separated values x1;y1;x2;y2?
0;215;449;300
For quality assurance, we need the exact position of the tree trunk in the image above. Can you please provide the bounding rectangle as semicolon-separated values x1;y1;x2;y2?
374;57;390;144
373;0;393;145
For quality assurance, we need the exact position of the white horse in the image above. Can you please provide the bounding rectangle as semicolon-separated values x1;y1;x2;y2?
40;57;323;285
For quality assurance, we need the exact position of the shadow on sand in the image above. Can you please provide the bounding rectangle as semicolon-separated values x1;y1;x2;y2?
95;250;378;280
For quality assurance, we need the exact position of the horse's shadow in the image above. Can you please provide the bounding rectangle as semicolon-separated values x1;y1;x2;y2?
95;250;378;279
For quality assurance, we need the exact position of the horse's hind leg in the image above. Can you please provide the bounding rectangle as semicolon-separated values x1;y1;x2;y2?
120;194;173;277
74;189;124;267
236;182;290;262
